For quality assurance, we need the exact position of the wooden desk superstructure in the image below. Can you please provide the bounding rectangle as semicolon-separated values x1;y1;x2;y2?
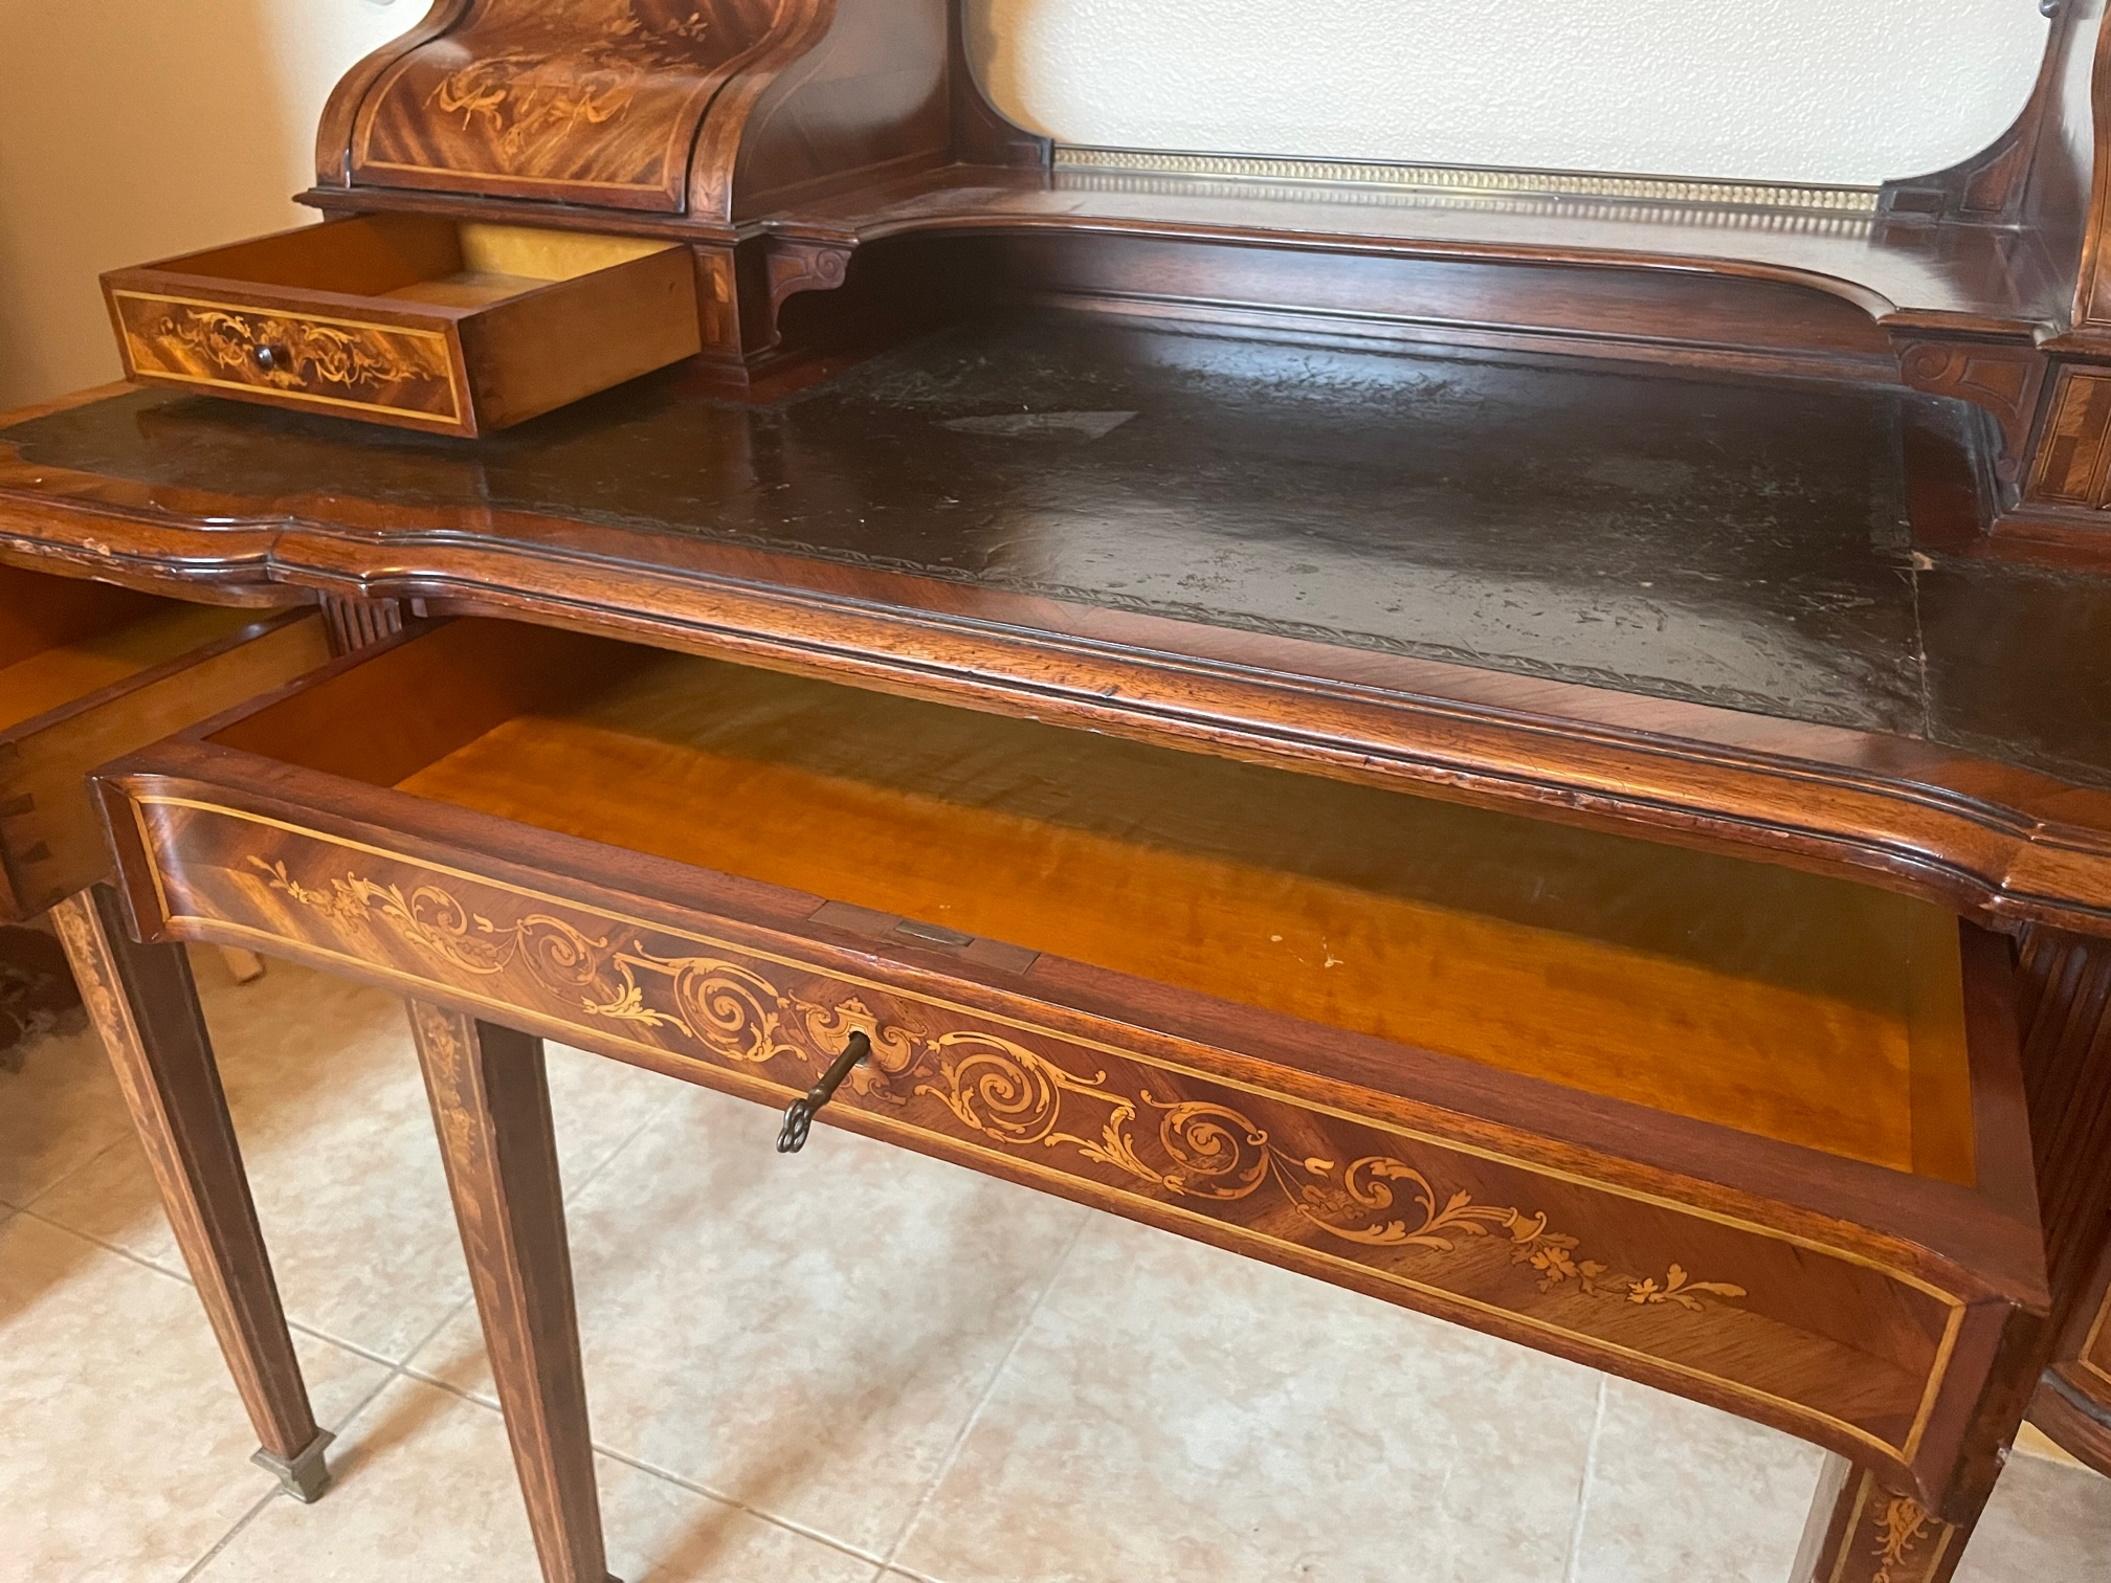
6;4;2111;1579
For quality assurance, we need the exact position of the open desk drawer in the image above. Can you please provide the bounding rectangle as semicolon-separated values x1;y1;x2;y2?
0;562;328;921
95;618;2046;1497
102;214;701;436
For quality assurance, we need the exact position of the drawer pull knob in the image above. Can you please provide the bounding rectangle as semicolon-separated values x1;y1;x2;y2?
252;343;288;374
776;1031;871;1154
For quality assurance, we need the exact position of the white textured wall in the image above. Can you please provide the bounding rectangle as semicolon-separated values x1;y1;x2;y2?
970;0;2053;185
0;0;422;408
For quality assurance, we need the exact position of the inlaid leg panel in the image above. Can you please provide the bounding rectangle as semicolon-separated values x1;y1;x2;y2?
406;1000;616;1583
1794;1456;1984;1583
49;883;329;1499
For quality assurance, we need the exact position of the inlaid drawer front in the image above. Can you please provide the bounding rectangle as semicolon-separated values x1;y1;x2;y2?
110;292;460;427
115;788;1988;1476
103;215;702;435
2082;1283;2111;1390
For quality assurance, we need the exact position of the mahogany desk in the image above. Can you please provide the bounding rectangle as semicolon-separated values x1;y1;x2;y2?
2;312;2110;1583
10;2;2111;1578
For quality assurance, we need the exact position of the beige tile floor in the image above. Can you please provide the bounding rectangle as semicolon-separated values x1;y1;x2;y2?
3;953;2109;1582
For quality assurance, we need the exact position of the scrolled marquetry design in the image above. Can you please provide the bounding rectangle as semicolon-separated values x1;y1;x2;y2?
258;854;1744;1304
111;789;1995;1484
911;1031;1745;1311
423;6;715;156
156;309;426;392
251;851;1749;1313
110;292;458;425
350;0;769;210
336;0;959;221
1851;1488;1950;1583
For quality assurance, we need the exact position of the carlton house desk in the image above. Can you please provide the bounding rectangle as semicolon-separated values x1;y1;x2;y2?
6;5;2111;1580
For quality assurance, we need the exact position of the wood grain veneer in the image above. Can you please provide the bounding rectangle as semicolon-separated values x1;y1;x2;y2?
370;643;1978;1178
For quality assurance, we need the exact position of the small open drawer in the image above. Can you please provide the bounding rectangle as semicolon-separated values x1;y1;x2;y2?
95;617;2044;1496
102;214;702;436
0;562;328;920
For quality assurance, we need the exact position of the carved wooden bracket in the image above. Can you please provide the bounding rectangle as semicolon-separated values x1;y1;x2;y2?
765;239;855;321
1893;336;2048;487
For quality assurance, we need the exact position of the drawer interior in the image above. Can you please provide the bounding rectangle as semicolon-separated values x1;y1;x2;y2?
209;620;1980;1182
0;565;258;732
132;214;682;315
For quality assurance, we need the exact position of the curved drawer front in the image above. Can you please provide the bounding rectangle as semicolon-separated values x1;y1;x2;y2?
114;786;1989;1484
109;292;462;428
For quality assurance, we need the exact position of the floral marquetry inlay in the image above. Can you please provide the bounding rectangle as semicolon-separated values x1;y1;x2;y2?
152;310;434;393
352;0;776;209
248;857;1747;1318
1871;1494;1936;1583
113;295;457;423
1827;1472;1955;1583
426;4;714;159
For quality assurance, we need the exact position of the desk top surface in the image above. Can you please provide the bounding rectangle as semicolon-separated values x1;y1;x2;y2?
7;310;2111;924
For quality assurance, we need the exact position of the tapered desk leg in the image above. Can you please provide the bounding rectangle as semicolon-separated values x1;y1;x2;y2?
1793;1457;1988;1583
407;1001;617;1583
49;884;330;1501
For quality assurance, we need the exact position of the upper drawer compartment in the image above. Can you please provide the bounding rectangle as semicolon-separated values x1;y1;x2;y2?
101;215;702;436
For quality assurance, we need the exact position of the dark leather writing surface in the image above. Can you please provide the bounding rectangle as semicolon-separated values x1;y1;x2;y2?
9;312;2107;783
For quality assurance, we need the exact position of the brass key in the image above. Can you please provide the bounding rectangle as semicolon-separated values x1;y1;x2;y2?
776;1030;871;1153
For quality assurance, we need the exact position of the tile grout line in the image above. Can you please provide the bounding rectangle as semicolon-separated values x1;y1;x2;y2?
14;1130;131;1214
560;1089;681;1211
171;1488;278;1583
283;1316;407;1373
14;1203;211;1289
878;1211;1096;1573
393;1208;1096;1580
25;1071;672;1372
1561;1375;1610;1583
175;1345;409;1582
384;1357;899;1572
9;1201;411;1380
182;1289;485;1580
593;1441;895;1570
383;1086;910;1576
386;1086;673;1387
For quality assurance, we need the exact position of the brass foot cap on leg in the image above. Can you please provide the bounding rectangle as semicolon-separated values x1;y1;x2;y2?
251;1430;335;1503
